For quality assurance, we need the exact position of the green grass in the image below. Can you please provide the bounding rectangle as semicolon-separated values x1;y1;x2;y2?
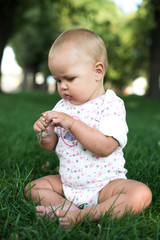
0;91;160;240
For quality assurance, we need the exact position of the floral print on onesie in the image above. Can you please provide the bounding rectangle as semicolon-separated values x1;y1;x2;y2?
53;89;128;208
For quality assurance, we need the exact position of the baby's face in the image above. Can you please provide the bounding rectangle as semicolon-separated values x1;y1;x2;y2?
48;45;103;105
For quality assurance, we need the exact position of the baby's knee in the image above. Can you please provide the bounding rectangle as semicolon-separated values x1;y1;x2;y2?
24;181;37;198
131;183;152;211
24;182;32;198
140;184;152;207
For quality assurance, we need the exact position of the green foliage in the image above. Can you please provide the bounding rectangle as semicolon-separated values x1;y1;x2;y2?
1;0;159;97
9;0;158;94
12;0;61;77
130;1;153;74
12;0;129;87
0;0;37;36
0;91;160;239
11;0;157;91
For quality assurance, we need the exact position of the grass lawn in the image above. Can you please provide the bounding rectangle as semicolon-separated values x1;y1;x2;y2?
0;91;160;240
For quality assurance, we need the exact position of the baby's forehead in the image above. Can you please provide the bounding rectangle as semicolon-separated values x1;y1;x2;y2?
50;41;81;54
48;43;95;73
49;42;89;61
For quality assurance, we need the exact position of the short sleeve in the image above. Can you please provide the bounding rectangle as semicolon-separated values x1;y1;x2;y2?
98;90;128;148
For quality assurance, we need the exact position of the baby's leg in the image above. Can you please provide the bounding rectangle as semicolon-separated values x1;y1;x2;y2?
57;179;152;230
25;175;64;205
25;174;79;216
97;179;152;217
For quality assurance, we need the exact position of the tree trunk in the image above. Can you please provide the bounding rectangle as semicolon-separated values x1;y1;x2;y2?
0;0;18;93
32;68;39;90
21;67;29;90
0;18;13;93
147;8;160;99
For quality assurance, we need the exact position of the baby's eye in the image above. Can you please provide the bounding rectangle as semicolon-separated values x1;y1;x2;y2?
56;79;61;83
66;77;75;82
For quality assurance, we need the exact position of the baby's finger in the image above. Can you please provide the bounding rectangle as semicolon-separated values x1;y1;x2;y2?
33;125;42;133
43;112;57;123
39;116;49;126
36;120;48;131
42;111;52;117
51;117;62;126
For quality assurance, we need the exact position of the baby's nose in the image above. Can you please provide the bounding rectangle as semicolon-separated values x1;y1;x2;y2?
61;81;68;89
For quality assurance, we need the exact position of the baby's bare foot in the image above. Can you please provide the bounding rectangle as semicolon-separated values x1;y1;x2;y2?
36;205;58;219
36;204;82;230
57;208;82;230
36;202;79;221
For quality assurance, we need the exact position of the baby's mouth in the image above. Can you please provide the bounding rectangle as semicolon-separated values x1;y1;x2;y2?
65;94;72;100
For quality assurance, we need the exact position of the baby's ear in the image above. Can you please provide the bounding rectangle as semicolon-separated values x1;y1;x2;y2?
94;62;105;81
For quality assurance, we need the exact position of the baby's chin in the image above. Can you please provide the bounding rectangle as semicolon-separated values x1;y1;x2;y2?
64;98;84;106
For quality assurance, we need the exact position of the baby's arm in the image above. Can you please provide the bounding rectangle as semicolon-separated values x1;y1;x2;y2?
43;111;119;157
33;115;58;151
70;119;118;157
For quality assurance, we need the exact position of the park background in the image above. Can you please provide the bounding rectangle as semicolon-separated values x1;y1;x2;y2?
0;0;160;239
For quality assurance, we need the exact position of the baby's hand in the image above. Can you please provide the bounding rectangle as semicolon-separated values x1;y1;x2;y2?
33;115;54;138
42;111;75;130
33;115;48;133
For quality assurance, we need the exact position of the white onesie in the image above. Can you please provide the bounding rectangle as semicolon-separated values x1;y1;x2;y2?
53;89;128;208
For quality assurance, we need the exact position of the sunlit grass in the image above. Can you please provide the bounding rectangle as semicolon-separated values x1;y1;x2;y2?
0;91;160;239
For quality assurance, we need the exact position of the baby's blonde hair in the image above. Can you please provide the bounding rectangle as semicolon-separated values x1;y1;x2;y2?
49;28;108;73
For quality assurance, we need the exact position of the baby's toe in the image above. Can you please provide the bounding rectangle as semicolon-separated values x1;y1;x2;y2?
36;206;45;214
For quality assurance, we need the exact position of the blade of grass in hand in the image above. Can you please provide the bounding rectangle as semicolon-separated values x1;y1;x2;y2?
37;113;43;144
39;130;43;144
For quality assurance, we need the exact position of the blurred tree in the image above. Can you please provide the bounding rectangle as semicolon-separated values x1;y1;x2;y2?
0;0;36;92
121;2;152;86
147;0;160;99
128;0;160;99
12;0;61;89
12;0;128;90
1;0;159;97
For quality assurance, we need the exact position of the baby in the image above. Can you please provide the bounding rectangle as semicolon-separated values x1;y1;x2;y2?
25;28;152;230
